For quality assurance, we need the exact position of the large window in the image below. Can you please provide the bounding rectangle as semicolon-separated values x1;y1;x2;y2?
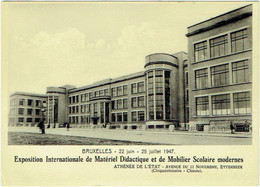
104;89;108;96
123;112;128;122
156;94;163;120
131;83;137;94
35;109;40;115
195;68;208;89
138;111;145;121
18;117;24;122
35;100;41;107
117;99;122;109
19;99;25;105
210;34;228;58
212;94;230;115
211;64;229;87
234;92;251;114
196;97;209;116
131;111;137;122
194;41;207;62
232;60;250;83
231;29;249;53
18;108;24;115
27;99;33;106
131;97;137;108
117;86;123;96
123;85;127;95
137;82;145;93
111;113;116;122
26;118;33;122
123;99;128;109
112;88;116;97
117;113;122;122
94;103;98;117
138;96;145;107
27;109;33;115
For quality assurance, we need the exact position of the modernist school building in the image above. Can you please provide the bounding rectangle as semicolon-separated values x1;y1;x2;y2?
8;5;252;132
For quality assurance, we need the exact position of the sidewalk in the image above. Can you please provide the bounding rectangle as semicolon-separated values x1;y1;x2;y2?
8;126;252;145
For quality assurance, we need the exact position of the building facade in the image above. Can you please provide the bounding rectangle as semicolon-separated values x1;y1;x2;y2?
186;4;252;132
9;92;47;126
9;5;253;133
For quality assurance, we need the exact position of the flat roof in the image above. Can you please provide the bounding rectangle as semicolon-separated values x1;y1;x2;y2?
187;4;252;29
10;92;47;98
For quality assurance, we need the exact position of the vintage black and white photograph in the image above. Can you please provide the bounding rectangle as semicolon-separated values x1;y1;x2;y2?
6;2;253;146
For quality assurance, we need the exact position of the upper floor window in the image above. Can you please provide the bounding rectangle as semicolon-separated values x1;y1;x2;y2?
138;96;145;107
232;60;250;83
185;72;188;86
210;34;228;58
137;82;144;93
211;64;229;87
104;89;108;96
231;29;249;53
81;94;85;102
27;99;33;106
76;95;79;103
117;99;123;109
123;85;127;95
35;100;41;107
112;88;116;97
35;109;41;115
194;41;207;62
138;111;145;121
131;97;137;108
27;109;33;115
18;108;24;115
99;90;104;96
117;86;123;96
131;83;137;94
195;68;208;89
123;99;128;109
85;93;89;101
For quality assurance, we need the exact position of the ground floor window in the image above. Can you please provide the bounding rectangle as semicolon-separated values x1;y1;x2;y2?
111;113;116;122
117;113;122;122
132;111;137;122
138;111;145;121
26;118;33;122
196;96;209;116
212;94;230;115
233;92;251;114
123;112;128;122
18;117;24;122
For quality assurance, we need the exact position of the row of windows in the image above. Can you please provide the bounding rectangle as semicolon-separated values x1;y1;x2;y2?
112;99;128;110
18;117;41;123
18;108;41;115
196;92;251;116
112;85;127;97
18;99;43;107
111;111;145;122
131;96;145;108
195;60;250;89
131;82;145;94
194;28;250;62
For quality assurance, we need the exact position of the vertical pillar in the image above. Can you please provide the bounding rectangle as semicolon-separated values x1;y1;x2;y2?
208;67;211;88
47;95;49;124
227;33;232;54
209;95;212;116
153;70;156;120
230;93;234;115
162;70;166;120
229;62;233;84
53;95;55;125
206;40;210;60
146;73;149;120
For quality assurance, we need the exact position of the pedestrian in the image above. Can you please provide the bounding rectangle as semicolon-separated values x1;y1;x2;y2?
244;121;250;132
66;123;70;131
230;121;235;134
38;119;45;134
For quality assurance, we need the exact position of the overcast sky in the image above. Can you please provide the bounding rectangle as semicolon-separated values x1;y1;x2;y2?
3;2;251;95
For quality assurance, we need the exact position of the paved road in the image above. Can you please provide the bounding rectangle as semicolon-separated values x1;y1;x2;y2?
8;127;252;145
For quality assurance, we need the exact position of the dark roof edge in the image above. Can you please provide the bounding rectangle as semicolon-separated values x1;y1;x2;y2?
187;4;252;29
186;12;252;37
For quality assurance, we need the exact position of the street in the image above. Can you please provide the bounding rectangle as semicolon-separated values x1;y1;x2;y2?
8;127;252;145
